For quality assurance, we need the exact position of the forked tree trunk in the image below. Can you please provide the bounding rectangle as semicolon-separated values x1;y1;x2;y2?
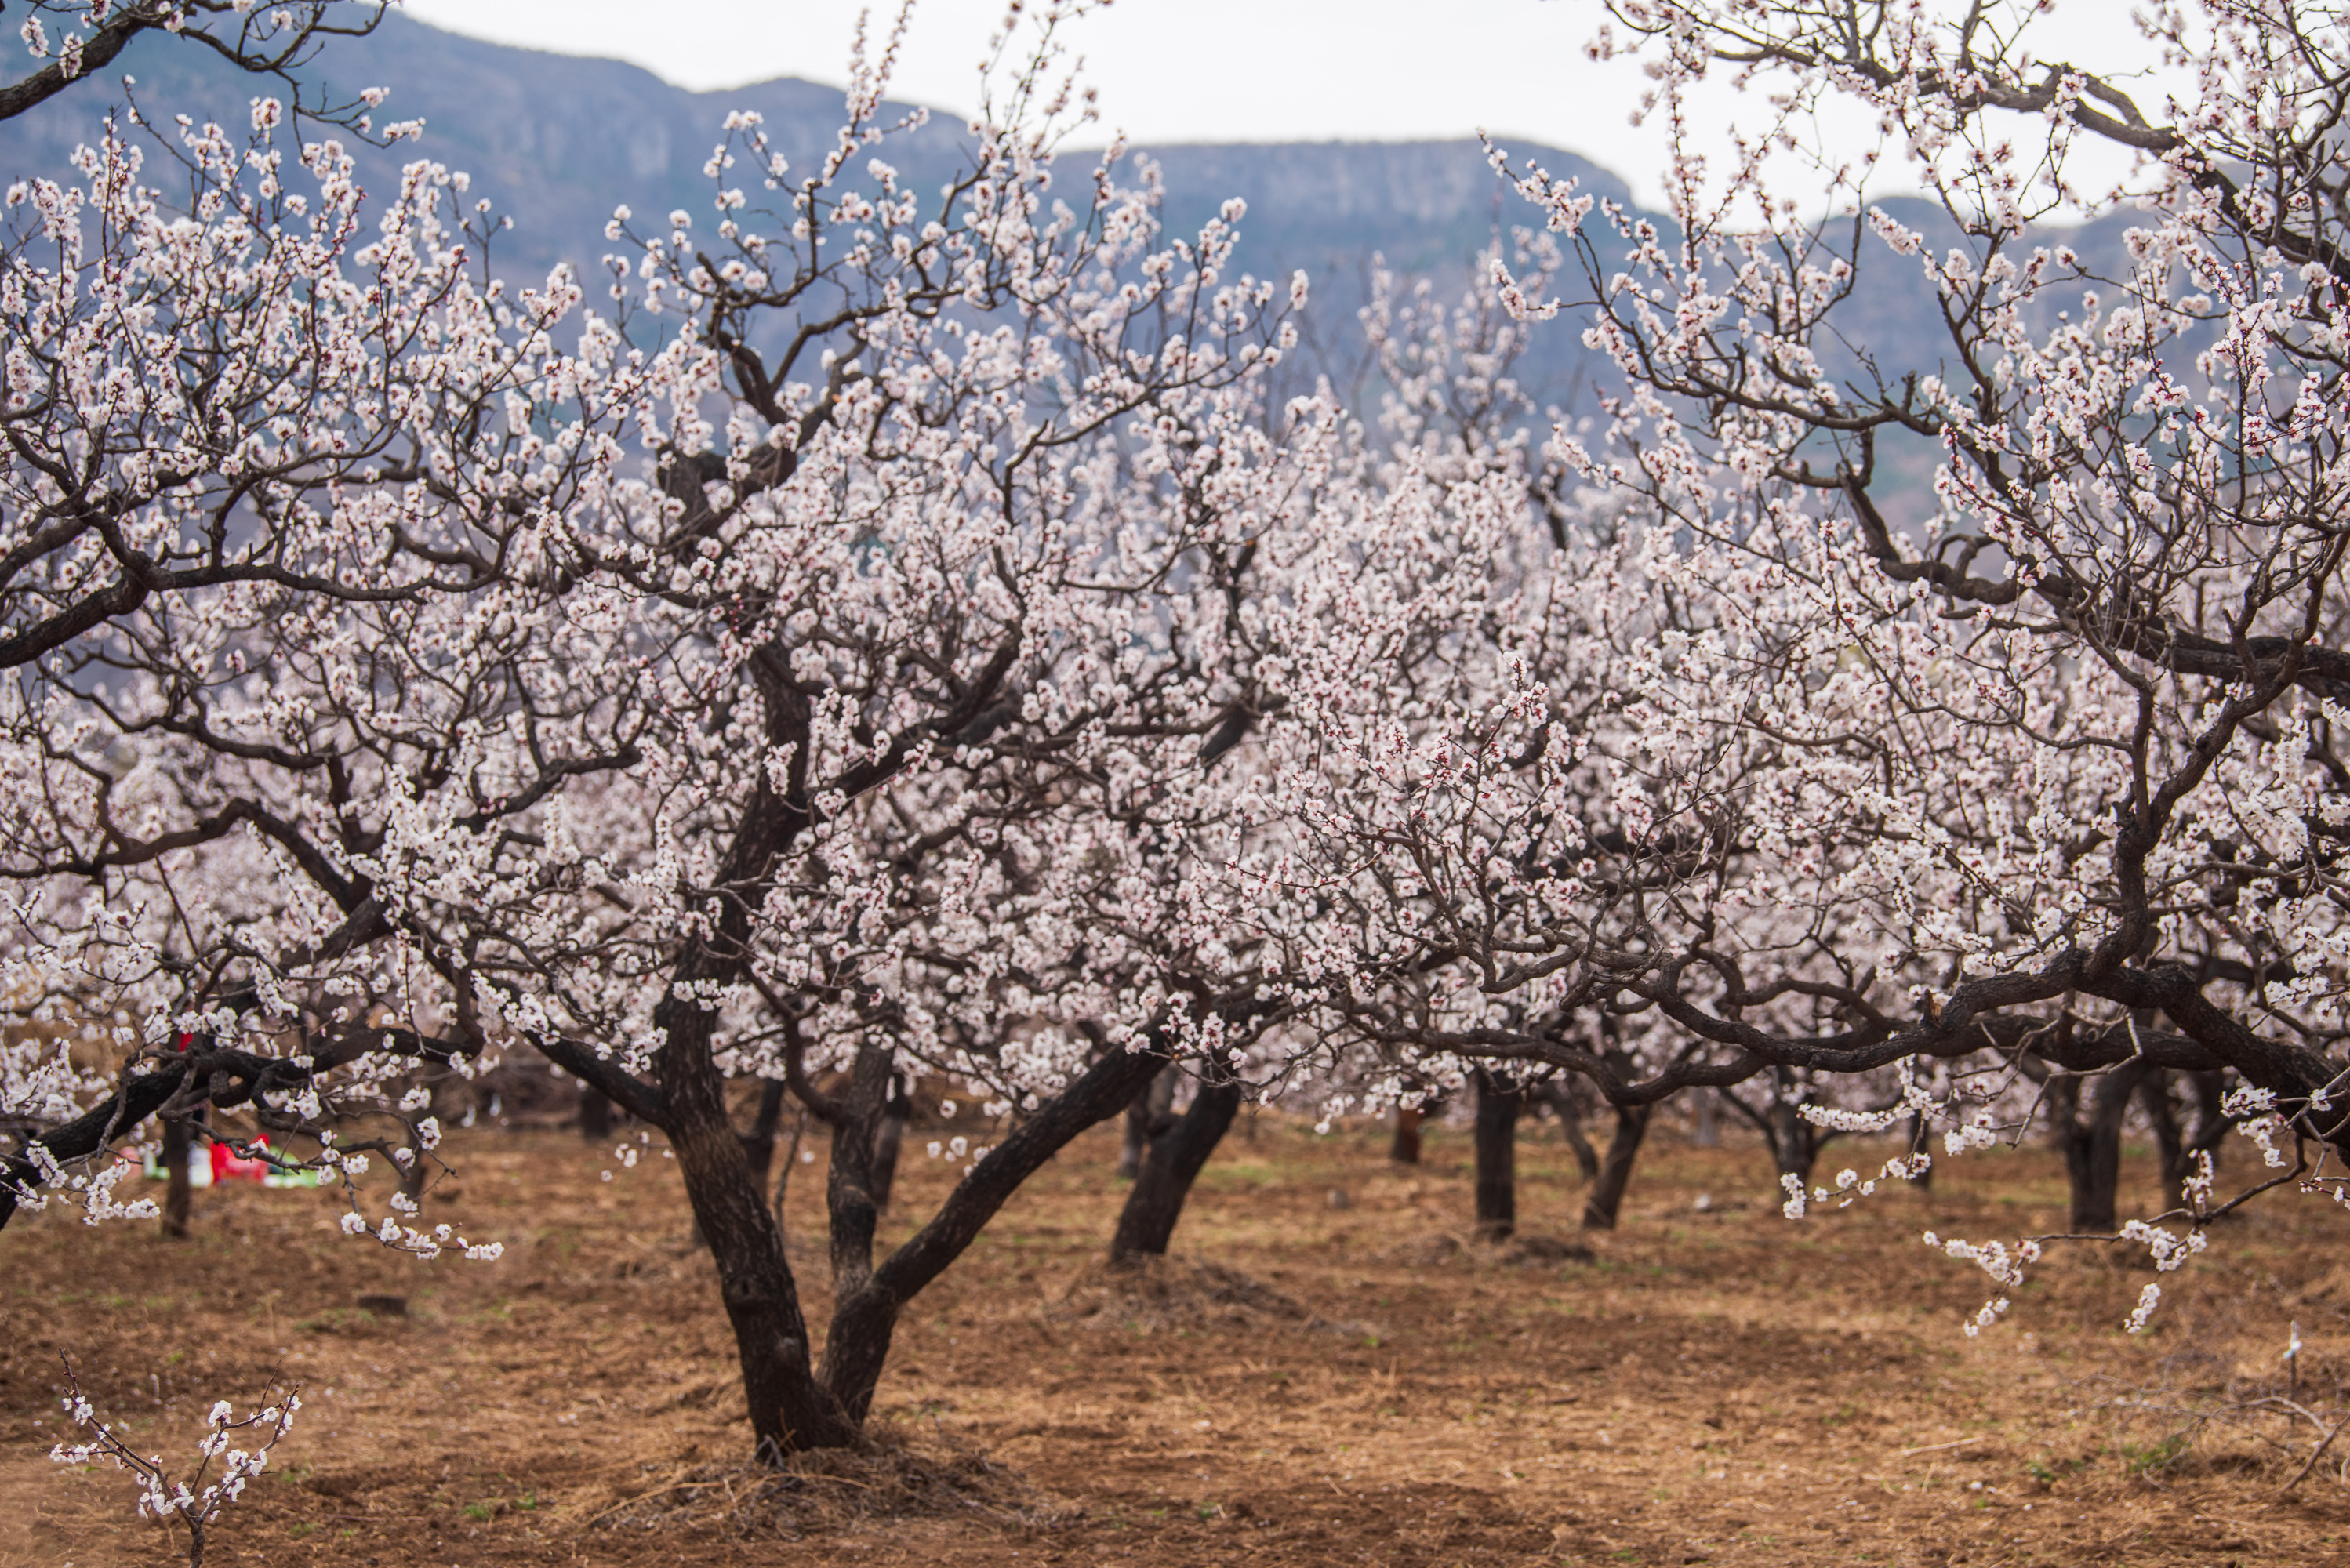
815;1037;1171;1427
1473;1070;1524;1239
1390;1105;1424;1164
1109;1076;1243;1263
1582;1102;1651;1230
1118;1065;1179;1179
645;750;1181;1457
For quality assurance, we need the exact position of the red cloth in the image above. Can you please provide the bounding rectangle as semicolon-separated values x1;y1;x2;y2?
209;1137;271;1184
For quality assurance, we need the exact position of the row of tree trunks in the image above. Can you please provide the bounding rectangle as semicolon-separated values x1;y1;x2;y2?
2049;1065;2235;1232
1395;1076;1634;1229
683;1048;2227;1457
1477;1072;1650;1232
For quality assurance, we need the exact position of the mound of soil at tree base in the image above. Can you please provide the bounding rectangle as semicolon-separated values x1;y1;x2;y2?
1050;1255;1377;1338
569;1429;1071;1543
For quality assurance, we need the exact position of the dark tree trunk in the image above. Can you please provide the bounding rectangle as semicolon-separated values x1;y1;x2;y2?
1764;1094;1824;1186
1908;1111;1934;1190
2188;1069;2231;1167
1537;1084;1601;1181
772;1105;808;1220
656;993;858;1458
2139;1070;2188;1197
1721;1069;1832;1187
741;1078;788;1193
1689;1087;1720;1148
658;971;1175;1454
2053;1063;2151;1233
867;1076;911;1212
1582;1102;1651;1230
1390;1105;1424;1164
1472;1070;1524;1240
579;1085;615;1142
1118;1065;1178;1180
160;1114;192;1240
1108;1076;1243;1263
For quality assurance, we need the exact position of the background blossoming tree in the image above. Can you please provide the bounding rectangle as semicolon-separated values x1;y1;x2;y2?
1142;0;2350;1334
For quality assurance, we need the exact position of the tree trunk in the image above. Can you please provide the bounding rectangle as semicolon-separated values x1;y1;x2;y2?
2187;1069;2231;1167
1689;1088;1720;1148
2054;1063;2150;1233
1764;1094;1824;1186
1118;1065;1178;1180
868;1076;911;1212
656;996;858;1458
1582;1102;1651;1230
1390;1104;1424;1164
160;1114;192;1240
1538;1085;1601;1181
2139;1070;2188;1197
1907;1111;1934;1190
1109;1076;1243;1263
1473;1070;1524;1240
741;1078;788;1193
579;1085;614;1142
659;971;1173;1454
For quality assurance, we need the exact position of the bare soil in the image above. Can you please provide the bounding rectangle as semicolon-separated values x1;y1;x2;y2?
3;1111;2347;1566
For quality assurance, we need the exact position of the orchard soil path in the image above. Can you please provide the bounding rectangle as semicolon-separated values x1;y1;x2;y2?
3;1112;2347;1566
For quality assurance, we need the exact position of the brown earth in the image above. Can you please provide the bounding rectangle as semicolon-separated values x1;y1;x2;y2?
2;1109;2347;1566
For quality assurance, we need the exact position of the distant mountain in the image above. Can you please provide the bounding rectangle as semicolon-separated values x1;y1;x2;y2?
5;10;2135;463
2;13;1656;400
5;16;1627;281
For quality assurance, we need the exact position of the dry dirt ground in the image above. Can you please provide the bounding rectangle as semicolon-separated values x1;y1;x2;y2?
4;1110;2348;1566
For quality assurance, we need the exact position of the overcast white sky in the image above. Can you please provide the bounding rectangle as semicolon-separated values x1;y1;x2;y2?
402;0;2177;209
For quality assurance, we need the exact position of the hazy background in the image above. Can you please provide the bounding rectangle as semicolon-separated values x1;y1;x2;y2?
402;0;2182;212
3;0;2189;495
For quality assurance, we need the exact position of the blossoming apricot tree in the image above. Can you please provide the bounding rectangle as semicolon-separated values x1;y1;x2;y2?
0;1;1343;1455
